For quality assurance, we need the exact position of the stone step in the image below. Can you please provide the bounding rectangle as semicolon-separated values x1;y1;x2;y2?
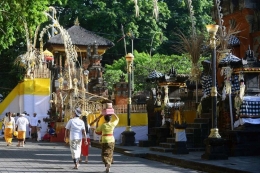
166;137;175;143
194;118;210;124
185;128;197;133
188;147;205;152
138;140;150;147
150;147;173;152
201;113;211;118
187;123;209;129
159;142;175;148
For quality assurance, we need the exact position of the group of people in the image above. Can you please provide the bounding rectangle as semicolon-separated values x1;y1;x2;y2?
2;111;42;147
65;108;119;173
2;107;119;172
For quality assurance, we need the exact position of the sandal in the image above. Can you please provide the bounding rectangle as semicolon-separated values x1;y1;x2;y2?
73;163;79;169
85;160;88;163
16;144;20;147
79;158;82;163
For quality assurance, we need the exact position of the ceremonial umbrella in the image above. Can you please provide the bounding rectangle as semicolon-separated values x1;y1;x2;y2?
146;70;164;83
218;53;242;68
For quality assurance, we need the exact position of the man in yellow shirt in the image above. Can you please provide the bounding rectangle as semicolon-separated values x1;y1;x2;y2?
95;113;119;173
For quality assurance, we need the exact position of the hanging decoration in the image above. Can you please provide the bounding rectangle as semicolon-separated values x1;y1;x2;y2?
133;0;139;17
133;0;159;20
153;0;159;21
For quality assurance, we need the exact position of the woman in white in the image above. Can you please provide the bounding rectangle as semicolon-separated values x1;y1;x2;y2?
65;108;88;169
16;113;29;147
4;112;16;146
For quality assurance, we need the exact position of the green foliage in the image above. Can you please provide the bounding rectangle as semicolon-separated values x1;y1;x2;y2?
104;51;189;93
57;0;171;62
158;0;213;55
104;50;209;93
0;42;26;97
0;0;66;52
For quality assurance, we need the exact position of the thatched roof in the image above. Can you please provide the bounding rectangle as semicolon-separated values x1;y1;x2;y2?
47;25;114;47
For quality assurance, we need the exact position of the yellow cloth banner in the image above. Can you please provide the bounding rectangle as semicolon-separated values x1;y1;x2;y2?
21;79;50;95
88;113;148;128
0;78;50;115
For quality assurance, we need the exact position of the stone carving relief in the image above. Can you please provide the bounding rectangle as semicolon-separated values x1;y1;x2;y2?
253;11;260;32
253;36;260;59
230;0;239;13
239;0;245;10
244;0;257;9
245;15;254;33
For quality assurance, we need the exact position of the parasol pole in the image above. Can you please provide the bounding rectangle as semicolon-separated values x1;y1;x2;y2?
221;66;234;130
196;80;198;103
229;93;233;130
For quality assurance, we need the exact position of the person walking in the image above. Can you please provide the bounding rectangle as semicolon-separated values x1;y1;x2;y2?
15;113;20;122
29;113;38;141
36;120;42;141
15;113;29;147
24;112;31;139
80;115;90;163
95;112;119;173
4;112;16;146
64;108;88;169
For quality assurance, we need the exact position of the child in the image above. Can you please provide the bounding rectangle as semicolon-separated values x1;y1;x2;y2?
43;125;55;141
80;115;90;163
37;120;42;141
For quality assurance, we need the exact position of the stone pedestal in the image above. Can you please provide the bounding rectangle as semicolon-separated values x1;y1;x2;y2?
154;127;170;146
223;126;260;156
201;138;228;160
120;131;136;146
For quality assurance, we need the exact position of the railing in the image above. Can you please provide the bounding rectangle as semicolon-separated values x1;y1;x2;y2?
114;104;147;114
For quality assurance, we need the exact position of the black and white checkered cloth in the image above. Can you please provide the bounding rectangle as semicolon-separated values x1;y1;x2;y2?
228;35;240;47
201;74;212;96
232;75;240;93
239;100;260;118
147;70;164;79
218;53;242;68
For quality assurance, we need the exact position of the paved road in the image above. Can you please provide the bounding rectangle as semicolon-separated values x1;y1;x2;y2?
0;139;203;173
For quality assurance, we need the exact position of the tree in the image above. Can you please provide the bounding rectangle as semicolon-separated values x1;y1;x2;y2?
0;0;67;53
103;50;194;93
157;0;213;55
0;0;67;97
56;0;171;63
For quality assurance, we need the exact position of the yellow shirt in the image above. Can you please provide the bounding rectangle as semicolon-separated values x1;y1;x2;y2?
95;119;119;143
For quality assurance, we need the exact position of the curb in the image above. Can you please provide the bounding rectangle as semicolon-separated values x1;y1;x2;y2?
91;141;251;173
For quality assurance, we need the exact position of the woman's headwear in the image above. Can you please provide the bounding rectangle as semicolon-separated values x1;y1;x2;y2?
74;108;81;117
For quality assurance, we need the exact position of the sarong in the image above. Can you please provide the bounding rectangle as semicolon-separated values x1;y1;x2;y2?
70;139;82;160
31;126;37;138
101;142;115;165
81;138;90;156
4;128;13;143
37;130;41;141
17;131;26;141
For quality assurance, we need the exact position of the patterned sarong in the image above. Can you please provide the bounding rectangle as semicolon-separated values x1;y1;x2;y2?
70;139;82;160
31;126;37;139
101;142;115;165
